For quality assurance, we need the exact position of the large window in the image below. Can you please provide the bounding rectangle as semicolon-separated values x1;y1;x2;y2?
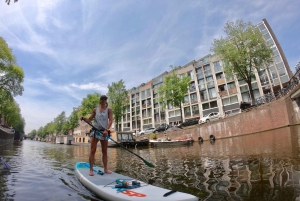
227;82;236;89
141;90;145;99
200;90;208;101
208;87;217;99
213;61;222;72
203;64;210;71
192;105;199;116
202;101;218;110
187;71;194;80
190;93;198;103
184;107;191;117
223;95;238;106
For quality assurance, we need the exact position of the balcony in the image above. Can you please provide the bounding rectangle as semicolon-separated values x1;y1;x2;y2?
142;104;146;108
219;90;228;97
229;88;237;95
217;78;226;85
191;99;198;104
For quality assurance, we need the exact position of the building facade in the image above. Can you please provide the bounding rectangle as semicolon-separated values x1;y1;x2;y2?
118;19;292;132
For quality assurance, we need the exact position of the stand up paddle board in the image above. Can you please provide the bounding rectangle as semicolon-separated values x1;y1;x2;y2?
75;162;198;201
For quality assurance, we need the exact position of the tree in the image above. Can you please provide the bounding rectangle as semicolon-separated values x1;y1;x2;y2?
158;66;191;122
68;108;79;134
211;19;273;103
53;111;66;134
0;37;24;98
107;80;128;131
78;93;101;118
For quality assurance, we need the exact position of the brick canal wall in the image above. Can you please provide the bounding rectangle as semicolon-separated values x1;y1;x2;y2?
152;84;300;141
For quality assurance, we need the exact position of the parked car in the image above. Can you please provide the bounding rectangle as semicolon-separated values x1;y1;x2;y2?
199;112;221;124
138;127;155;136
153;123;169;133
177;119;198;128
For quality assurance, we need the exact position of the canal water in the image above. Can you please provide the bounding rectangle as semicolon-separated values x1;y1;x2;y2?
1;125;300;201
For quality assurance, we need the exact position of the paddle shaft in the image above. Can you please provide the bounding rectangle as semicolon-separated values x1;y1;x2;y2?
82;119;153;167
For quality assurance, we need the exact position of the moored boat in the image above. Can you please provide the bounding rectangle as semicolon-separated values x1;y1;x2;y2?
150;137;193;147
0;125;15;146
108;131;149;148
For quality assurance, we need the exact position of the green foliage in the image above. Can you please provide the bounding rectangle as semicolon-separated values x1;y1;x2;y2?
68;108;79;134
53;111;66;134
107;79;128;131
28;129;36;138
211;19;273;102
0;37;24;97
158;66;190;121
150;133;156;140
78;93;100;117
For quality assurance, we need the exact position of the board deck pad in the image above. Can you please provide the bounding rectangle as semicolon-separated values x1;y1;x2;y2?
75;162;198;201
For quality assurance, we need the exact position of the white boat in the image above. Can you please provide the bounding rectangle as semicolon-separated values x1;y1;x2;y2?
75;162;198;201
150;137;193;147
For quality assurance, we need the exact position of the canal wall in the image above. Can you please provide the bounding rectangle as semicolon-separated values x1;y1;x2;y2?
154;84;300;141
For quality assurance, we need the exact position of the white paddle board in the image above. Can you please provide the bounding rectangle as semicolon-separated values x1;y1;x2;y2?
75;162;198;201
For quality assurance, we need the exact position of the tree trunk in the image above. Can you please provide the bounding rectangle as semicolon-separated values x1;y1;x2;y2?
247;81;255;105
180;102;183;123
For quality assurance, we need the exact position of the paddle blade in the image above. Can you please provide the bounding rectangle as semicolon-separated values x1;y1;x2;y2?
143;160;155;168
0;157;11;170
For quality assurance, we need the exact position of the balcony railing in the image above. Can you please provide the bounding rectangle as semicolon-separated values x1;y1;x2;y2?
229;88;237;95
217;78;226;85
219;90;228;97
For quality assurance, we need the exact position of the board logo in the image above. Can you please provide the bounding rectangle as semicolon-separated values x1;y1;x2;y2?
121;190;146;197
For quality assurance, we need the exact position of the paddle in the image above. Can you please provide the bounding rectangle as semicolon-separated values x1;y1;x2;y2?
0;157;11;169
82;119;155;168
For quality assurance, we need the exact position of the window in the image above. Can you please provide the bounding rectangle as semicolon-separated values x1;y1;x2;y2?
216;72;224;79
218;84;227;91
203;64;211;71
274;55;282;64
202;101;217;110
184;107;191;117
207;81;215;88
227;82;236;89
240;85;249;93
213;61;222;72
189;82;196;92
208;87;216;99
205;70;212;77
259;24;266;31
263;33;271;40
199;84;206;91
278;68;286;76
200;90;208;101
197;72;204;79
276;62;284;70
206;75;213;82
238;79;246;85
196;67;203;73
192;105;199;116
187;71;194;80
141;90;145;99
184;95;189;103
198;78;205;84
241;92;250;102
223;95;238;106
146;89;151;98
190;93;198;103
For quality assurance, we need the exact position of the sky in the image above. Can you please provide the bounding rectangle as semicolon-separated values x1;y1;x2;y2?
0;0;299;134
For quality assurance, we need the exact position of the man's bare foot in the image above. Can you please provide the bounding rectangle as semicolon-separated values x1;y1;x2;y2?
104;170;112;174
89;170;94;176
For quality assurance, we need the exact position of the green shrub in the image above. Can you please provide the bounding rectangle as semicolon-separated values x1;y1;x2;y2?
150;133;156;140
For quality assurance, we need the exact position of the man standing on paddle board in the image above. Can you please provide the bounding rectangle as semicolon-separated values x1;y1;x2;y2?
81;95;113;176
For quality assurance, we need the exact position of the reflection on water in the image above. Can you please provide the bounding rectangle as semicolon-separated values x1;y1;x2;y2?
1;125;300;200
